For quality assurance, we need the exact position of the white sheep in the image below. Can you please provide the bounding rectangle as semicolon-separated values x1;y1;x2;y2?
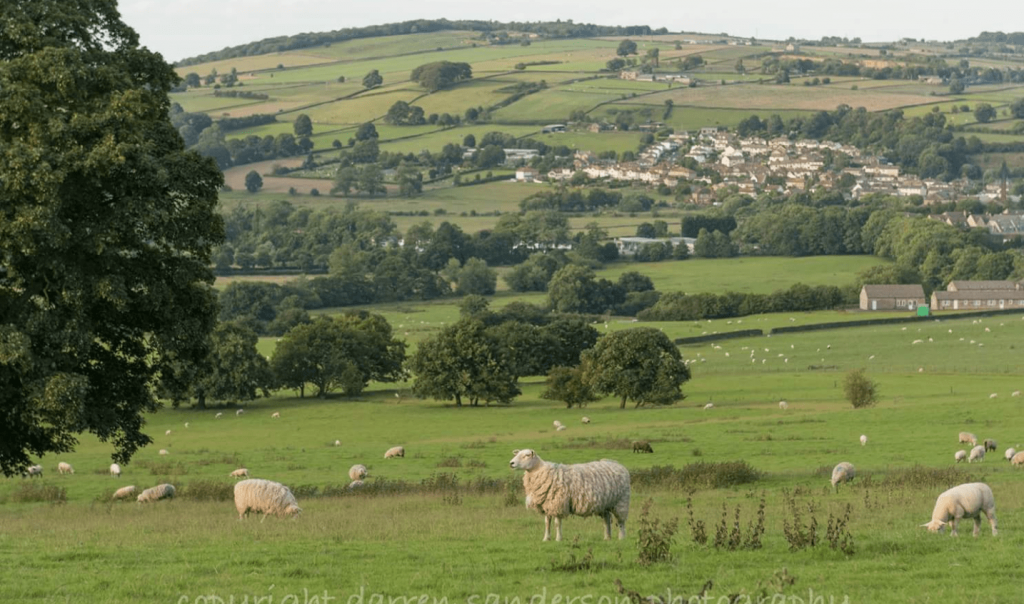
509;448;630;542
983;439;997;452
25;464;43;478
349;464;368;481
830;462;855;492
958;432;978;446
271;412;280;419
137;483;175;503
158;449;169;456
778;400;789;410
111;485;136;501
215;413;223;419
165;430;172;436
989;393;997;399
703;403;714;410
556;425;567;431
553;420;563;428
110;463;122;478
954;450;967;463
1012;390;1021;397
921;483;997;537
1005;448;1017;462
1012;451;1024;466
57;462;74;475
234;479;301;520
581;417;591;424
860;434;868;446
384;446;405;459
968;445;985;463
236;409;244;416
184;423;189;428
348;480;365;490
334;440;341;447
230;468;250;479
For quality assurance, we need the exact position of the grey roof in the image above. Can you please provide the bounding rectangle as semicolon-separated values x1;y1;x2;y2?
947;280;1019;291
861;284;926;298
933;290;1024;300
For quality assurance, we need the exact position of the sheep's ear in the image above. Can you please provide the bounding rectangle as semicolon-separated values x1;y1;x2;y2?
512;449;520;455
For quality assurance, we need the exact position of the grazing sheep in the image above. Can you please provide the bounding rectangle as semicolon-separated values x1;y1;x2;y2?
184;423;189;428
830;462;855;492
703;403;714;410
234;479;301;520
955;450;968;463
158;449;169;456
57;462;74;475
348;464;368;481
137;484;175;503
860;434;868;446
1012;390;1020;397
215;413;223;419
984;439;997;452
1005;448;1017;462
25;464;43;478
632;441;654;454
921;483;997;537
271;412;280;419
959;432;978;446
1012;451;1024;466
969;445;985;463
778;401;789;410
509;448;630;542
989;393;998;399
384;446;405;459
236;409;244;416
110;463;122;478
553;420;563;428
165;430;172;436
334;440;341;447
230;468;250;479
556;425;567;432
581;417;591;424
348;480;365;490
112;485;137;501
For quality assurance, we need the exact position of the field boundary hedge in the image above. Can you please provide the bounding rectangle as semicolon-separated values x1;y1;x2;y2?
675;329;764;345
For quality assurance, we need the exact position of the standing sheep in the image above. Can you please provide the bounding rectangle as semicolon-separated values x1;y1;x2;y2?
778;401;789;410
556;425;567;432
959;432;978;446
137;484;175;503
57;462;74;475
1011;451;1024;466
348;480;365;490
830;462;855;492
334;440;341;447
860;434;868;446
165;430;172;436
509;448;630;542
234;479;301;520
24;464;43;478
983;439;997;452
158;449;169;456
230;468;250;479
553;420;563;429
632;441;653;454
921;483;997;537
1005;448;1017;462
271;412;280;419
112;485;137;501
236;409;245;416
969;445;985;463
703;403;714;410
348;464;368;481
110;463;122;478
581;417;591;424
954;450;968;463
215;413;223;419
384;446;405;459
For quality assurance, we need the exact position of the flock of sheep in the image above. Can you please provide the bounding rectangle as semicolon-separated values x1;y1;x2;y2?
954;432;1024;465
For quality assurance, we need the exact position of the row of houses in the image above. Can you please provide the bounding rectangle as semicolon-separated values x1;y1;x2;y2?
860;281;1024;312
929;211;1024;241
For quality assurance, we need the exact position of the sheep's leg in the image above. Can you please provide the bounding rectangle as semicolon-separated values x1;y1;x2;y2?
950;514;960;537
986;510;998;536
543;516;551;541
554;517;562;542
614;507;628;539
603;512;612;540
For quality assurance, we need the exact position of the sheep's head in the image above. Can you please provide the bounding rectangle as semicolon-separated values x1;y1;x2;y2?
921;520;946;533
286;504;302;518
509;449;540;471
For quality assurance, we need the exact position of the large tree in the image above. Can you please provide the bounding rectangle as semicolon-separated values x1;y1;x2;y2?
188;322;274;409
582;328;691;409
409;320;520;407
362;69;383;89
617;39;638;57
0;1;225;475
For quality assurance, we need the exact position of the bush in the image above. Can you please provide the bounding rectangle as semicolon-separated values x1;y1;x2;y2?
635;499;678;565
7;482;67;503
843;369;878;408
180;480;235;502
631;461;763;491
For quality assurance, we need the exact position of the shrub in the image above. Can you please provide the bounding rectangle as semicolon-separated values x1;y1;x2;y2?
635;499;678;565
7;482;67;504
844;369;878;408
180;480;235;502
631;461;763;491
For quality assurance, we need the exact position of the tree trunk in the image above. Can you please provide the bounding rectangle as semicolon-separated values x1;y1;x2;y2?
196;393;206;410
620;395;627;409
454;393;462;407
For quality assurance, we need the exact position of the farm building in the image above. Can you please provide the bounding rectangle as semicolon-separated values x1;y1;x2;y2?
615;237;695;256
931;280;1024;310
859;284;926;311
515;167;539;182
946;280;1021;292
541;124;566;134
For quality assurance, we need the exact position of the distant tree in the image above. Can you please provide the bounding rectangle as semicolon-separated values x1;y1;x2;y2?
190;322;273;408
974;103;996;123
843;369;878;409
355;122;379;141
646;48;660;67
409;320;520;407
362;69;383;89
332;166;358;195
542;366;599;408
606;58;627;71
244;170;263;193
351;139;380;163
357;164;385;196
617;39;638;57
475;145;506;168
397;165;423;197
410;61;473;91
293;113;313;137
385;100;427;125
463;133;476;148
1010;98;1024;119
734;59;746;74
455;258;497;296
582;328;691;409
184;72;201;88
949;79;965;94
636;222;657;238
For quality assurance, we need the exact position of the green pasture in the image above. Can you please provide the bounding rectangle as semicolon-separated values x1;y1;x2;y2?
169;91;264;113
377;125;540;155
174;52;338;78
304;89;426;124
493;89;626;123
621;83;937;112
3;309;1024;602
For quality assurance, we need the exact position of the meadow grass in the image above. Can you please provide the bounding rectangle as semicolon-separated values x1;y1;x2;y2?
622;84;938;112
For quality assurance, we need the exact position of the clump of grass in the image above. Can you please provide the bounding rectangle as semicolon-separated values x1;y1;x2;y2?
466;459;487;468
502;476;521;507
635;499;678;566
549;536;596;572
7;482;67;504
632;461;763;491
139;461;190;476
827;504;855;554
559;437;635;450
460;440;487;449
879;465;977;489
180;480;234;502
436;456;463;468
691;448;703;457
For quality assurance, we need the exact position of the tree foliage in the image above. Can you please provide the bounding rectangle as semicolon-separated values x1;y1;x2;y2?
0;0;225;475
362;69;383;89
582;328;691;409
843;369;878;409
410;61;472;91
244;170;263;193
409;320;520;407
617;39;638;56
189;322;274;408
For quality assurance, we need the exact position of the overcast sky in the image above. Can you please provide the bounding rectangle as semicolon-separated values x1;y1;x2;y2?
119;0;1015;63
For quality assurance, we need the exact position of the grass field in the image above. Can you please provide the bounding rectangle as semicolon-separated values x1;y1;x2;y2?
3;309;1024;603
